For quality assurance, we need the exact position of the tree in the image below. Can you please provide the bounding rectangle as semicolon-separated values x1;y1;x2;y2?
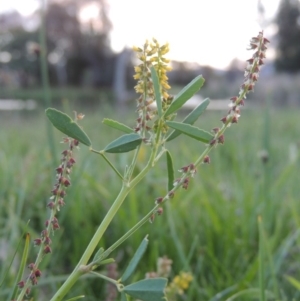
45;0;114;86
0;25;40;87
275;0;300;72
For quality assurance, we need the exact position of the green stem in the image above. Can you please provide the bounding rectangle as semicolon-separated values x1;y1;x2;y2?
50;149;158;301
90;149;124;181
98;142;210;262
89;271;119;285
125;145;141;181
94;204;159;263
49;184;129;301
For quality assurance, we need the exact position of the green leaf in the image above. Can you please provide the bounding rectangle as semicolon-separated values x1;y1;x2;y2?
166;121;213;143
97;258;115;266
62;296;85;301
46;108;92;146
284;275;300;290
164;75;205;117
92;247;105;262
258;216;266;301
103;133;142;153
103;118;134;134
166;151;174;192
225;288;275;301
123;278;168;301
120;292;129;301
166;98;210;142
9;233;30;301
151;67;162;117
121;236;149;283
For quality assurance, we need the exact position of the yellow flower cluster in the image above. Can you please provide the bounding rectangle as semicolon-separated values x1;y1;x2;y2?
173;272;193;291
133;39;172;135
166;271;193;298
133;38;172;103
145;256;193;301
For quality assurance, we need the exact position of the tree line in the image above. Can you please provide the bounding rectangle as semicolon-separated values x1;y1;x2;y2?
0;0;300;91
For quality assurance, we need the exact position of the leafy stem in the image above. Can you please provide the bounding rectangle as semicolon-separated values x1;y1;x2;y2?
49;125;165;301
19;32;269;301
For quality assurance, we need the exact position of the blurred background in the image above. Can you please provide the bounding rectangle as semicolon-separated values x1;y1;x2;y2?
0;0;299;109
2;1;300;301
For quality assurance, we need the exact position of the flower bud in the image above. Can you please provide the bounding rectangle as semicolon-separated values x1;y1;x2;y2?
28;263;35;270
179;165;190;173
231;115;239;123
17;281;25;288
47;201;55;209
41;229;48;238
58;198;65;207
67;158;76;168
210;139;217;146
51;188;58;196
44;236;52;245
30;274;38;285
43;245;52;254
59;190;66;197
203;155;210;164
35;269;42;277
182;178;190;189
61;149;69;156
149;214;155;223
220;117;227;124
155;197;164;204
56;166;63;174
157;207;163;215
25;287;31;296
52;222;60;230
218;135;225;144
33;238;42;246
61;177;71;187
168;191;174;199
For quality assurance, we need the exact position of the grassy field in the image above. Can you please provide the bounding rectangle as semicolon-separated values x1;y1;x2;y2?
1;104;300;301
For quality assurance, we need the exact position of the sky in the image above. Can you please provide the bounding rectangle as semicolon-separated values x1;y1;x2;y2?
0;0;281;69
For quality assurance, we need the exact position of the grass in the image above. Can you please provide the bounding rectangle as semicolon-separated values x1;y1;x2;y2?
0;87;114;107
1;104;300;300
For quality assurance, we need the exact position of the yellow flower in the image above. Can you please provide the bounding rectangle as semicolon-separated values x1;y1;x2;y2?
134;66;142;73
133;46;143;52
133;73;141;80
172;272;193;292
161;57;170;63
161;82;171;90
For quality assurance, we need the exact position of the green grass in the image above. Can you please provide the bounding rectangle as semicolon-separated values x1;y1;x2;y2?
1;105;300;300
0;87;114;106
